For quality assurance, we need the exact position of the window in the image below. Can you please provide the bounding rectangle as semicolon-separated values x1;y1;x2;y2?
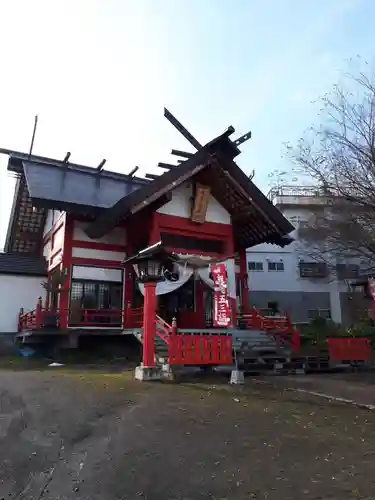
336;264;359;280
248;261;263;271
268;261;284;271
299;262;328;278
69;280;123;326
308;309;331;320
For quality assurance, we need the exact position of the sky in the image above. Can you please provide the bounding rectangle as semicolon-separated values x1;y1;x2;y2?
0;0;374;249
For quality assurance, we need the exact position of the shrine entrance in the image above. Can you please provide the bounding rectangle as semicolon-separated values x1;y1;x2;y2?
157;276;195;325
157;277;214;328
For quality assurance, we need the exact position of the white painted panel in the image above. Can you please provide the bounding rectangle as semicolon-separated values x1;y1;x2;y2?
53;226;64;251
157;184;192;218
50;250;62;268
43;241;51;258
0;276;45;332
72;265;123;282
43;210;54;236
72;247;125;262
206;195;231;224
157;182;231;224
73;220;126;245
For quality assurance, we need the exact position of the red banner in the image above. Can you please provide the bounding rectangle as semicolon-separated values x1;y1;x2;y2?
211;263;232;327
369;278;375;299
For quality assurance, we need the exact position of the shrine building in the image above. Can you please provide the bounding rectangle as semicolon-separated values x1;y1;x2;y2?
0;109;297;365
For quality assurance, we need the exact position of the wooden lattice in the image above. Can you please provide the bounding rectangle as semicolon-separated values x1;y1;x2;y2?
10;177;46;254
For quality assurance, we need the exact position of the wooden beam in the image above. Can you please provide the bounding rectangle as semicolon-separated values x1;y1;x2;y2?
145;173;160;180
128;166;139;177
171;149;193;159
96;159;106;171
15;230;40;241
234;130;252;147
158;162;179;170
164;108;202;150
63;152;71;163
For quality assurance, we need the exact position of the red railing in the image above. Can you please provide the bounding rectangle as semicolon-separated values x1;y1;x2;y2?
127;307;144;328
18;308;39;331
240;307;300;352
169;335;233;365
68;308;123;327
155;315;171;343
18;299;145;331
327;337;372;361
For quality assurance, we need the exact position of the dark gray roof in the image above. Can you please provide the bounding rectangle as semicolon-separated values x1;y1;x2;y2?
2;149;149;214
23;160;144;213
0;253;47;276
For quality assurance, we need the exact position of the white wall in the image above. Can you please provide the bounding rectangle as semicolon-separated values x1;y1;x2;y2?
72;265;123;282
43;209;64;237
43;210;54;236
72;247;125;262
73;221;126;245
157;182;231;224
0;275;45;332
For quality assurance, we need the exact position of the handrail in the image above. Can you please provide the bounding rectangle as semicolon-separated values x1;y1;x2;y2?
154;319;170;344
155;314;172;329
18;304;145;331
239;307;300;352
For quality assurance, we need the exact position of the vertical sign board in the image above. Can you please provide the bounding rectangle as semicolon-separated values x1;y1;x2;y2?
191;184;211;223
210;263;232;327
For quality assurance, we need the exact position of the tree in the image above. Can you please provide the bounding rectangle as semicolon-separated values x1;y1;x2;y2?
284;66;375;275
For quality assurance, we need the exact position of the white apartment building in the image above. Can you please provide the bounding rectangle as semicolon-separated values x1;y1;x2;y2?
246;186;363;324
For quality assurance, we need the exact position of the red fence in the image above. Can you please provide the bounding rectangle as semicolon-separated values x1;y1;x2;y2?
18;302;145;331
169;335;233;365
327;337;372;361
68;308;123;327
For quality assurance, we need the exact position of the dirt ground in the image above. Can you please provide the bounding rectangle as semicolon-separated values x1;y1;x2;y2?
1;365;375;499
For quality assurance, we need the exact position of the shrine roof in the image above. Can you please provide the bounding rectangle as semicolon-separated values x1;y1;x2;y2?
1;149;148;253
3;149;148;214
86;131;294;250
1;123;294;253
0;252;47;276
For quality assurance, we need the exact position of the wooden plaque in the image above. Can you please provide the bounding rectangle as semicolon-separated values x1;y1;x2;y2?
191;184;211;223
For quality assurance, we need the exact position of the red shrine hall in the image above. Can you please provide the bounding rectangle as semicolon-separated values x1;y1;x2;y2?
3;109;297;371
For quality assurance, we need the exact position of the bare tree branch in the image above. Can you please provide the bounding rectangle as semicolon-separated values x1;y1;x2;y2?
283;67;375;275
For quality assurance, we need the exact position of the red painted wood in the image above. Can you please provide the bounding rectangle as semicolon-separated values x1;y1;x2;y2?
168;334;233;365
67;308;123;326
242;307;301;353
43;212;65;245
143;282;157;367
327;338;372;361
59;214;73;328
156;212;232;238
72;240;127;252
239;248;249;313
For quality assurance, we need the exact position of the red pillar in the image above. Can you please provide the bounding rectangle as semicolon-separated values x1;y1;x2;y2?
142;282;157;367
57;214;73;328
239;248;249;313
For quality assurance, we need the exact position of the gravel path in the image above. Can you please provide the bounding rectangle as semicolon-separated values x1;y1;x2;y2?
1;369;375;499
